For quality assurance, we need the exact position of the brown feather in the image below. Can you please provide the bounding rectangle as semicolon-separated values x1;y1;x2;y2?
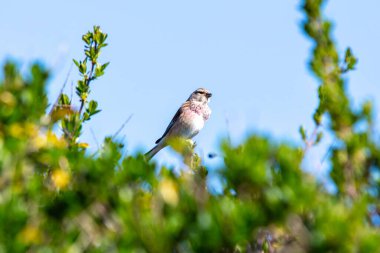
155;101;191;144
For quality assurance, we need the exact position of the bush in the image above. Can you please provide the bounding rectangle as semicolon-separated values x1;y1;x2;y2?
1;1;380;252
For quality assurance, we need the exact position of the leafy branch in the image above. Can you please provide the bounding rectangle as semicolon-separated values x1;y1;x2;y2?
302;0;376;200
54;26;109;147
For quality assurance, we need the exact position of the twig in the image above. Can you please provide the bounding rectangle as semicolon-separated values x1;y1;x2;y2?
78;56;96;115
321;139;336;165
70;81;74;101
224;111;232;145
90;127;100;150
113;114;133;139
303;125;320;153
48;63;73;115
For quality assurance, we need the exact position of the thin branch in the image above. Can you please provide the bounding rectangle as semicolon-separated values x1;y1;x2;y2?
48;63;73;115
90;127;100;150
303;125;320;153
113;114;133;139
78;62;95;115
321;139;336;165
224;111;232;145
70;81;74;101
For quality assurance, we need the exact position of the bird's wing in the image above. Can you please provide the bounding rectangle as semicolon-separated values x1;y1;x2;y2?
155;101;190;144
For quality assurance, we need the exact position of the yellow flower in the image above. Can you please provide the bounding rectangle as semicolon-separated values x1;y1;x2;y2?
9;123;23;137
32;135;47;149
159;179;179;206
24;123;38;138
46;131;67;148
0;91;16;107
51;169;70;190
78;142;89;148
19;225;41;244
31;131;67;150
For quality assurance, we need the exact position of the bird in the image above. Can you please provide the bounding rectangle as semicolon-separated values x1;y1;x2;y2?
145;88;212;160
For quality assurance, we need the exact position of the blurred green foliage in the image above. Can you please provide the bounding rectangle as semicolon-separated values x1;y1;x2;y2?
1;1;380;253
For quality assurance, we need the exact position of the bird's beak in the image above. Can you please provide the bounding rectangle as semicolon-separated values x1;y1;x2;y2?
206;93;212;98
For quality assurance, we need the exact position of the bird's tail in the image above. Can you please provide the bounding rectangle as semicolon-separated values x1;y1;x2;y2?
145;143;165;160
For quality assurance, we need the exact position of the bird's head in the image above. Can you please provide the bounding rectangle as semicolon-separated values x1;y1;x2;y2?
188;88;212;103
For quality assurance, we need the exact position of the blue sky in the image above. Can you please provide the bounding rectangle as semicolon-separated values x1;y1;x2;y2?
1;1;380;175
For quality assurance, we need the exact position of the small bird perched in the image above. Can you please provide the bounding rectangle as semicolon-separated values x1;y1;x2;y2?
145;88;212;160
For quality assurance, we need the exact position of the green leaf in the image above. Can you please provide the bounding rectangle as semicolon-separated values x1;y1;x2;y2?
73;59;80;68
59;94;70;106
299;126;307;141
101;62;110;71
89;100;97;111
315;131;323;145
344;47;358;71
82;32;92;44
86;100;100;117
83;112;90;121
95;65;104;77
313;113;321;125
344;47;352;63
347;57;358;70
91;109;101;116
78;61;87;74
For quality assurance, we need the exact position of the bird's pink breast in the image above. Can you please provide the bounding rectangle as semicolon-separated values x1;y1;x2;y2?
190;103;211;121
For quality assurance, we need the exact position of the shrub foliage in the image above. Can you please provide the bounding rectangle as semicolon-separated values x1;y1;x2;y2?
1;1;380;252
